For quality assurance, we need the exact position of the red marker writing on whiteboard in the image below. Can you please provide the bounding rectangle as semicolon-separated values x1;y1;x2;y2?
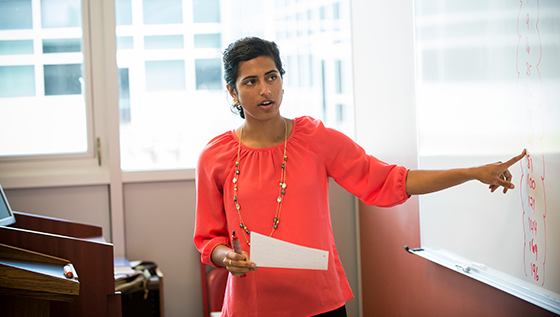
231;231;246;277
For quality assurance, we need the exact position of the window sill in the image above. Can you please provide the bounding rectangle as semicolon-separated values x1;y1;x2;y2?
0;168;196;189
0;170;111;189
121;169;195;184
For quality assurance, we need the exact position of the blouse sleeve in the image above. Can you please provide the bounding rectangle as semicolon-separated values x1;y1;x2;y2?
304;117;410;207
193;136;231;266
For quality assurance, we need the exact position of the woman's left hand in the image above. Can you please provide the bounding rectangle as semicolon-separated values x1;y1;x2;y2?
474;149;527;193
406;149;527;195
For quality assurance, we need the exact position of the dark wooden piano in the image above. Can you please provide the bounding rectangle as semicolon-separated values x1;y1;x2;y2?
0;211;121;317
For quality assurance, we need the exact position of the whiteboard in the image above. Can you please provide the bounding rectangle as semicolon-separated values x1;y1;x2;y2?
413;0;560;314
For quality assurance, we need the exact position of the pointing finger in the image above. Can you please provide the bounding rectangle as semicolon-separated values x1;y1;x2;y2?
502;149;527;168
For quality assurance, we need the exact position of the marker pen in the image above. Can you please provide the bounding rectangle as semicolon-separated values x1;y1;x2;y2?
232;230;242;254
231;231;246;277
63;264;74;278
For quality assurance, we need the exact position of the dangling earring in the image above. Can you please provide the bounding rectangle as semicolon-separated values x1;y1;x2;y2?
233;99;245;119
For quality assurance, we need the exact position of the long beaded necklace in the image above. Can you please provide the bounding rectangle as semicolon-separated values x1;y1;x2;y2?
233;119;288;246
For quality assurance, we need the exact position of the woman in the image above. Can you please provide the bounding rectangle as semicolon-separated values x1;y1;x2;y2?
193;37;525;317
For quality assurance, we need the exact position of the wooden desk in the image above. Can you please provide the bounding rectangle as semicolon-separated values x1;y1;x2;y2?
0;212;121;317
0;243;79;316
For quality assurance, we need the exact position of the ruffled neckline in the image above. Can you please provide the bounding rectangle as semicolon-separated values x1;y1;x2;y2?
229;118;298;151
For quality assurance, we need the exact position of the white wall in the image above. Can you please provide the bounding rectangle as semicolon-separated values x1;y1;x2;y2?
5;185;112;242
350;1;417;164
349;2;418;315
123;181;198;317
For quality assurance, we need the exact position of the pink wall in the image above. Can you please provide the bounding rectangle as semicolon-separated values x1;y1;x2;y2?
359;198;556;316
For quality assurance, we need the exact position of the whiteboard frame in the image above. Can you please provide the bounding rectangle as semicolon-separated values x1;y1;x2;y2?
408;247;560;315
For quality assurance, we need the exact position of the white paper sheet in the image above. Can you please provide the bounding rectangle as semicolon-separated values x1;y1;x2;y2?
249;232;329;270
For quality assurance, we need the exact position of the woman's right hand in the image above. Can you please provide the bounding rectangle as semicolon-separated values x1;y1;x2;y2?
223;250;258;276
211;244;258;276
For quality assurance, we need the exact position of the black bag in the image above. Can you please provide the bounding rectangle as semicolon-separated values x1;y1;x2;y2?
115;261;158;299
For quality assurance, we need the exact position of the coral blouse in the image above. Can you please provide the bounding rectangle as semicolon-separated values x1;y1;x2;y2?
194;116;410;316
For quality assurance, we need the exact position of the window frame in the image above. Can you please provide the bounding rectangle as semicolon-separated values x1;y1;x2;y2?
0;0;118;189
0;0;96;163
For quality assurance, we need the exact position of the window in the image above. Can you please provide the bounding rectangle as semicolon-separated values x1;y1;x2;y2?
116;0;354;171
145;60;186;92
194;34;221;48
195;59;221;90
192;0;220;23
143;0;183;25
0;0;90;157
116;0;231;170
0;0;354;175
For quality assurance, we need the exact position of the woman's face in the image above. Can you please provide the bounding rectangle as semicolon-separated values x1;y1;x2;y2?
228;55;284;123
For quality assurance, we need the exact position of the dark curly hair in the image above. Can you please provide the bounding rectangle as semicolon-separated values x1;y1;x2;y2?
223;37;286;118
